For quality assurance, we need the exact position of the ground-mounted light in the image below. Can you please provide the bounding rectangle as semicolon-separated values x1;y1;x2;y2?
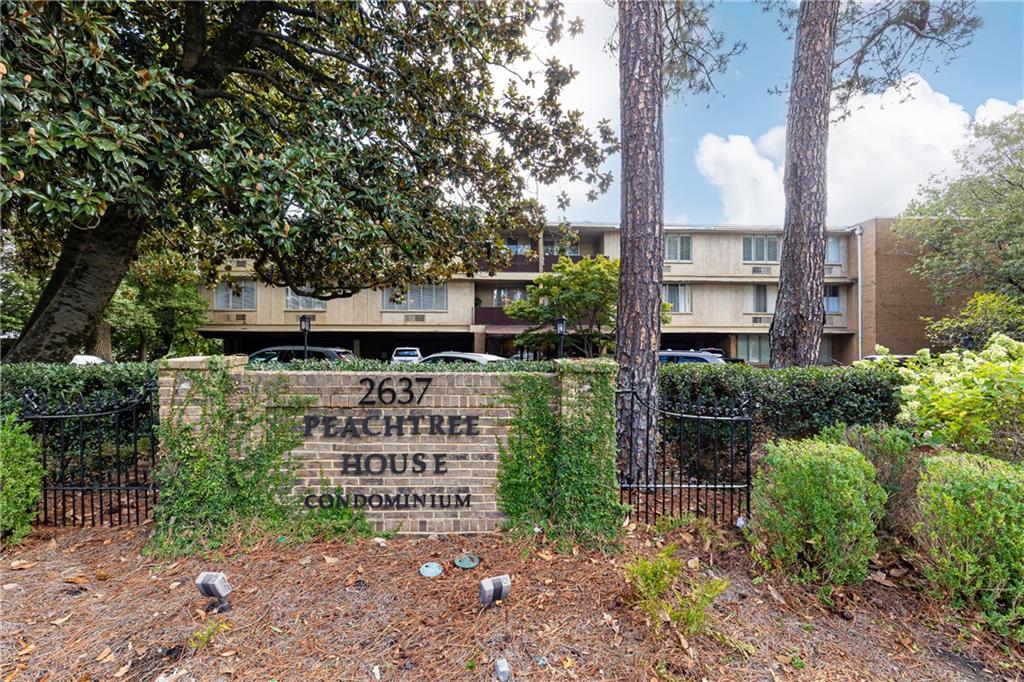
555;315;567;359
298;314;312;360
479;574;511;605
195;571;232;613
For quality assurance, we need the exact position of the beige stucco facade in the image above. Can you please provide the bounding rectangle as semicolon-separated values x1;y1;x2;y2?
198;218;950;364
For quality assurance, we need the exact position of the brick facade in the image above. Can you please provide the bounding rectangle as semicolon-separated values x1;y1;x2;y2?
159;356;556;534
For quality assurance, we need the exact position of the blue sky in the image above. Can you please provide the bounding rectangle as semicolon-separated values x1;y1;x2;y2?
541;0;1024;226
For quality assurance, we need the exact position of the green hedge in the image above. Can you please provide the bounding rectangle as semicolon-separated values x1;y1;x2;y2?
750;439;886;584
247;358;556;373
0;415;44;544
0;362;154;415
916;453;1024;640
659;364;903;438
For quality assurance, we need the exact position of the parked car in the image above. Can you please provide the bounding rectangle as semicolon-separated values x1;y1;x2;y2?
248;346;353;364
391;347;423;364
658;350;726;365
71;354;109;365
419;351;506;365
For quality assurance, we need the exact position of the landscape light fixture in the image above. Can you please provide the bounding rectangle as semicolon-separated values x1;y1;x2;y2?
479;574;511;605
195;571;232;613
555;315;567;359
298;314;312;360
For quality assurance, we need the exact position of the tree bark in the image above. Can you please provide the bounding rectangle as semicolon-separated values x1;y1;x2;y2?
4;208;147;363
770;0;839;368
86;320;113;362
616;0;664;488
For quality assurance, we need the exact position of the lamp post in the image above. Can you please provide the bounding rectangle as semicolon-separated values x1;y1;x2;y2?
299;314;311;360
555;315;567;359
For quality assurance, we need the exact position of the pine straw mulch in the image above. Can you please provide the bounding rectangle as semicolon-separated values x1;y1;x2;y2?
1;521;1021;682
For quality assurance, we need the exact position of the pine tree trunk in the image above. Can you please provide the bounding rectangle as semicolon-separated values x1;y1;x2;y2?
4;207;147;363
770;0;839;368
616;0;664;488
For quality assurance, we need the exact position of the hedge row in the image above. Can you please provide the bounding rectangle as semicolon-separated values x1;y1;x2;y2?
0;362;154;415
247;358;556;373
659;363;903;438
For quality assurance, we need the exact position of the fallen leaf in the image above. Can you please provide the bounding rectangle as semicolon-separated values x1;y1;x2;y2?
3;583;19;590
562;656;576;669
95;570;113;581
888;567;908;578
64;576;89;585
679;531;695;544
868;571;897;588
775;654;792;665
95;647;113;662
51;615;72;626
17;644;36;656
686;557;700;569
218;650;237;658
298;557;312;566
114;662;131;678
169;582;181;589
767;584;786;605
10;560;36;570
543;578;553;585
47;539;57;550
323;555;339;565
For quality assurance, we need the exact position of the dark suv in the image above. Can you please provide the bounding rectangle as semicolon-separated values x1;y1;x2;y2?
248;346;354;364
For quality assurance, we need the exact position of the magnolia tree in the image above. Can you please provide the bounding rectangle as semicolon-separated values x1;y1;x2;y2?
0;1;617;362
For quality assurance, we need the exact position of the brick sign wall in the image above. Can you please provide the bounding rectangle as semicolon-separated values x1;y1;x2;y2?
159;357;552;534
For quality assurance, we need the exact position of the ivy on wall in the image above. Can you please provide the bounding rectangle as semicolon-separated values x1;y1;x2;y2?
497;360;628;548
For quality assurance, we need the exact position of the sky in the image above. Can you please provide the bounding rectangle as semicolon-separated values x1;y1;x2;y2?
529;0;1024;227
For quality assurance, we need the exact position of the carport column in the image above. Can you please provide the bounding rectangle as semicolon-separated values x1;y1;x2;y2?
157;355;248;425
472;327;487;353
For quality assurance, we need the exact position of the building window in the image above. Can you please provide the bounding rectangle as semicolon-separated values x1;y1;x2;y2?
737;334;770;364
214;279;256;310
742;234;779;262
284;287;326;311
753;284;769;313
382;283;448;311
492;287;526;306
662;283;691;313
543;239;580;256
665;234;692;262
505;236;529;255
824;285;841;314
826;236;842;264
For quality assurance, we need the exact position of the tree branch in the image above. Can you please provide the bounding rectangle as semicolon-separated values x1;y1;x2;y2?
180;1;206;73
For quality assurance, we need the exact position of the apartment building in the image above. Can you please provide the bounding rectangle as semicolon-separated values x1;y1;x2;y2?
197;217;950;364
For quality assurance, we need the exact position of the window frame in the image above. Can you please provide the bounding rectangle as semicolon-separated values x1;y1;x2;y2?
737;333;771;364
661;283;692;314
381;283;449;312
742;234;780;263
542;239;580;257
824;284;841;314
752;284;769;313
213;279;257;311
825;236;842;265
492;287;527;306
284;287;327;311
664;234;693;262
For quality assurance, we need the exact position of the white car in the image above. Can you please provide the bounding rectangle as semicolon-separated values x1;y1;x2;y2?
391;347;423;364
419;352;506;365
71;354;109;365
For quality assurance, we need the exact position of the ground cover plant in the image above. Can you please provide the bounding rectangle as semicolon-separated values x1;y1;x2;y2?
915;452;1024;641
750;439;886;585
0;414;44;544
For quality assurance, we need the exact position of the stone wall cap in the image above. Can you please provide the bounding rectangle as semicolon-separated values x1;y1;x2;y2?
159;355;248;371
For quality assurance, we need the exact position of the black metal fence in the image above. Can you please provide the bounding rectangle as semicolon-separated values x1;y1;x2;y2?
20;381;158;527
617;384;753;525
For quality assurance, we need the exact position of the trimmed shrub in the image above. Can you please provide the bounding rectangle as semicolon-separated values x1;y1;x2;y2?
816;423;923;535
659;363;902;439
0;415;44;544
751;439;886;584
0;362;153;415
916;453;1024;640
896;333;1024;462
249;358;555;373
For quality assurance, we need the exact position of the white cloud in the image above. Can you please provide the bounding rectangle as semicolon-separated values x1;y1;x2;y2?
695;75;1024;226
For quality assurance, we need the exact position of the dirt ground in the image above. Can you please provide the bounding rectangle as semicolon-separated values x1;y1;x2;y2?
1;522;1020;682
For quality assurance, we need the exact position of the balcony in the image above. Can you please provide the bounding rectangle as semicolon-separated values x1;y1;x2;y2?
476;254;538;273
473;306;531;326
542;254;583;271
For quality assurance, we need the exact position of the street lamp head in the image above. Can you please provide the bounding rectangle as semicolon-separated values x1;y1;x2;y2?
555;315;567;337
299;314;312;333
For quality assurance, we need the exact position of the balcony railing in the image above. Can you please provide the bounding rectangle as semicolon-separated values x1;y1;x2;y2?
542;254;583;271
473;307;531;325
475;254;538;273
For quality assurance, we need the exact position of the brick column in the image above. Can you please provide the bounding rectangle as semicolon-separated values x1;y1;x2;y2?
157;355;247;423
